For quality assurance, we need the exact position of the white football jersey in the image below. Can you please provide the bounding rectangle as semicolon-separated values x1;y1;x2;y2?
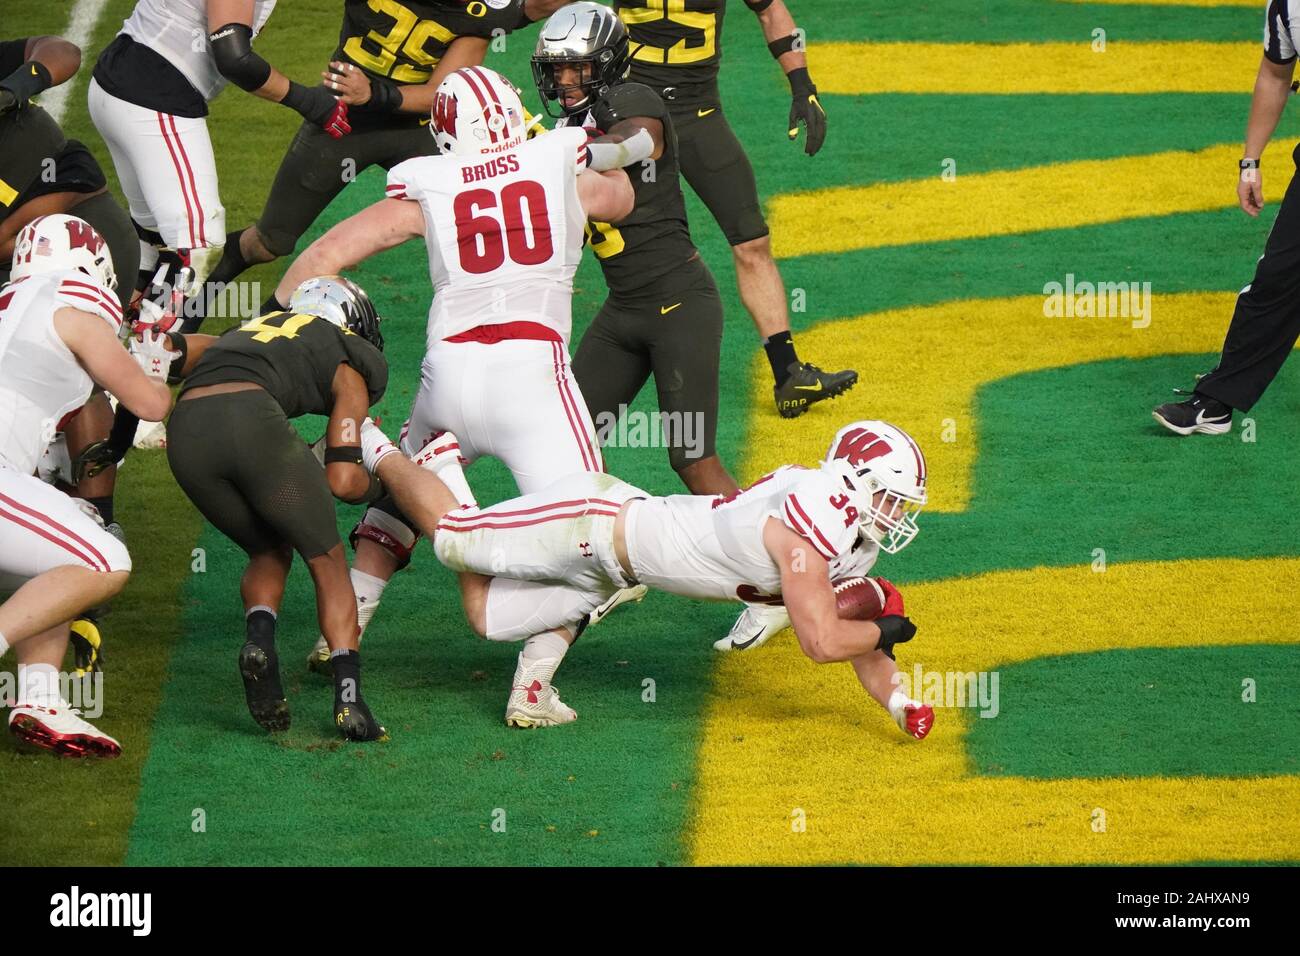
120;0;277;103
625;465;880;603
386;127;591;348
0;272;122;475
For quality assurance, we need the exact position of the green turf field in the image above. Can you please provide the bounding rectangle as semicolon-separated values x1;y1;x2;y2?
2;0;1297;866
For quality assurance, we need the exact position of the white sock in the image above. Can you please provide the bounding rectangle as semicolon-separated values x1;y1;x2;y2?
522;630;570;662
432;458;477;509
0;630;8;657
17;662;60;707
351;568;387;636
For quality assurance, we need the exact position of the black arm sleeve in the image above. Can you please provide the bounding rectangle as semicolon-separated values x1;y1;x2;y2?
208;22;272;92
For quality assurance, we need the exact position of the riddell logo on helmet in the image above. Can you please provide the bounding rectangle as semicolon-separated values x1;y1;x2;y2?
461;154;521;183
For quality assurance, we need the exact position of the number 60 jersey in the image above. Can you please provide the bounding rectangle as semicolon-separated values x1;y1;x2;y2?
385;126;592;345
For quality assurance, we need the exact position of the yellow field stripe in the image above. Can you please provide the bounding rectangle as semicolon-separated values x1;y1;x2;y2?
742;291;1287;514
770;140;1291;259
809;41;1259;95
690;558;1300;865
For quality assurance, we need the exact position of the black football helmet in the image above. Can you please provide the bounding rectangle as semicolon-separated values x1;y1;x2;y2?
289;275;383;350
531;1;630;118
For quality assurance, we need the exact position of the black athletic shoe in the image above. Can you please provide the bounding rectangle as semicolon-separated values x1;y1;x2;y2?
238;641;290;732
1152;393;1233;436
774;362;858;419
330;650;388;742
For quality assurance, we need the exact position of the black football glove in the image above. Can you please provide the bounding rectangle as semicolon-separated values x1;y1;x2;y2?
282;82;351;138
874;614;917;659
787;67;827;156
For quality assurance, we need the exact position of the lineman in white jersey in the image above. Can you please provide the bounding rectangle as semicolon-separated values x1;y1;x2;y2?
0;215;174;758
88;0;348;302
359;418;936;740
275;66;635;723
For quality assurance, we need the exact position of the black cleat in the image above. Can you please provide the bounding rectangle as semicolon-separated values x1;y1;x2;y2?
1152;393;1232;436
238;641;290;732
334;699;388;742
774;361;858;419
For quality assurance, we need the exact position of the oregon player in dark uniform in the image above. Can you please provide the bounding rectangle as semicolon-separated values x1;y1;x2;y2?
163;276;390;741
533;2;738;496
212;0;543;307
610;0;855;418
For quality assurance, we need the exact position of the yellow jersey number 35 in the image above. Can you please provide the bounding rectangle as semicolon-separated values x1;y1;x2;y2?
343;0;455;84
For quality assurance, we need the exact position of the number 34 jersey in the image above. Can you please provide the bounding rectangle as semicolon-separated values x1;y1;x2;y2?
624;464;881;604
386;127;591;344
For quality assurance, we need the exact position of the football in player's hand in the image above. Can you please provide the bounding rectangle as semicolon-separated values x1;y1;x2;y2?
833;576;887;621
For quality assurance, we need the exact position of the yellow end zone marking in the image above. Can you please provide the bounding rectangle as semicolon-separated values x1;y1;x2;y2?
741;291;1282;513
770;140;1291;259
809;41;1259;95
689;559;1300;865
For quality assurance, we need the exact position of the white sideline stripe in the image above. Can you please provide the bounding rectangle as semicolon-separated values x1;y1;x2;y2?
41;0;111;124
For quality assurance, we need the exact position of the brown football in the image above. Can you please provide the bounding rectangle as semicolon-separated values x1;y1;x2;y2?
833;576;887;621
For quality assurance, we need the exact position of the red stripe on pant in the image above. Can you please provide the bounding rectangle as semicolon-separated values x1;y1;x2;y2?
157;112;198;249
436;507;620;535
439;497;623;524
551;341;601;472
0;504;107;572
167;113;208;247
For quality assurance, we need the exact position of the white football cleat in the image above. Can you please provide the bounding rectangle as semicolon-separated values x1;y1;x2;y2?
585;584;648;630
714;603;791;652
505;654;577;728
8;701;122;758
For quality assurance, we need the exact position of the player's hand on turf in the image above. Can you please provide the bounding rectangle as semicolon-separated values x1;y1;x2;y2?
129;329;181;382
1238;167;1264;217
788;76;827;156
875;577;905;617
324;61;371;107
898;703;934;740
874;614;917;656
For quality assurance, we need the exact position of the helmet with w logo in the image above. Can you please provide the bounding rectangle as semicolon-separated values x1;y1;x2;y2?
823;421;927;554
430;66;528;157
10;214;116;291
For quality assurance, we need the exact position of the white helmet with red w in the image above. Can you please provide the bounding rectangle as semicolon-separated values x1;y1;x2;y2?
430;66;528;157
823;420;928;554
10;214;117;291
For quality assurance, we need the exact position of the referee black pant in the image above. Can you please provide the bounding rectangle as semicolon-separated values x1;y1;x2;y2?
1196;143;1300;411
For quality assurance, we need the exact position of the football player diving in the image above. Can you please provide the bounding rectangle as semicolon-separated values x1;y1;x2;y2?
145;276;391;741
356;417;935;740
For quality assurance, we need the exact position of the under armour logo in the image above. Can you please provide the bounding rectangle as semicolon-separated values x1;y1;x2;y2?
578;541;593;557
525;679;542;704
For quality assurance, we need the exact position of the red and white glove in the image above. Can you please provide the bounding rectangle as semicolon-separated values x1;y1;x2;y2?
360;417;399;473
129;328;180;382
875;576;905;617
888;688;934;740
